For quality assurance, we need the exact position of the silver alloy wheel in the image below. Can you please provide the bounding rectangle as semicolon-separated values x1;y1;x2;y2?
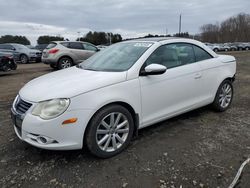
219;83;232;108
61;59;71;69
20;55;28;64
96;112;129;152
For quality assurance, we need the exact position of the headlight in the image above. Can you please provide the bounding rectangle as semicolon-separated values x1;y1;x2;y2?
32;99;70;120
29;52;37;56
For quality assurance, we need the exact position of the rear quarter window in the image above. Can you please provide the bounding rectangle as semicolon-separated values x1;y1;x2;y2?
60;42;70;48
193;45;212;62
46;43;57;49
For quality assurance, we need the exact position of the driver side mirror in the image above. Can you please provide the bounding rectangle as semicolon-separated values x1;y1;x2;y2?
11;47;16;51
140;64;167;76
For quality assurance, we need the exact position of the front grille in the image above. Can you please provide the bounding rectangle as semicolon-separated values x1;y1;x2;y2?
15;97;32;114
36;52;42;56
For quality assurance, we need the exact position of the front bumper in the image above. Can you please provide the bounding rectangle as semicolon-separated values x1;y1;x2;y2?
11;102;93;150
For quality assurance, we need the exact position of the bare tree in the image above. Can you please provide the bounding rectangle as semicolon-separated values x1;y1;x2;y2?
200;23;220;43
200;13;250;43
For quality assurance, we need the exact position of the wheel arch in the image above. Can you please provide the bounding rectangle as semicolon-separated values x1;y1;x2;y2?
57;55;74;65
213;76;235;101
83;101;139;147
19;53;28;60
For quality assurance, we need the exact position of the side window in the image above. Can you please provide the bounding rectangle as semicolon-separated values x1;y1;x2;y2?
145;43;195;69
60;42;69;48
69;42;84;50
0;44;13;50
193;45;212;62
83;43;98;51
0;44;6;49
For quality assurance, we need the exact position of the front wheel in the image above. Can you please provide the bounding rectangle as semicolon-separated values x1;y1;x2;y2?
212;80;233;112
85;105;134;158
20;54;28;64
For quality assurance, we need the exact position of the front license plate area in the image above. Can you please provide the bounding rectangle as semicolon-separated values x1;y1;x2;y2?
11;109;23;136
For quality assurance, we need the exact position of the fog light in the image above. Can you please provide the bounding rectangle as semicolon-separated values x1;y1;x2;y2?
37;136;47;144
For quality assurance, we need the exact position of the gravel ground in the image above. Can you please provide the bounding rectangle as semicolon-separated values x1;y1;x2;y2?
0;52;250;188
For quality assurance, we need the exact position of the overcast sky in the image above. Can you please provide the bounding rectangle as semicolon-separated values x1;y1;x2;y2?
0;0;249;45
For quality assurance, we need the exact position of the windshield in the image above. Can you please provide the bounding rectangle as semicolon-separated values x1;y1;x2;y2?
79;42;153;72
13;44;29;50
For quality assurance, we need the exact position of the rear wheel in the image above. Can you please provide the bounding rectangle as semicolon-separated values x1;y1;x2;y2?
20;54;28;64
58;57;72;70
85;105;134;158
212;80;233;112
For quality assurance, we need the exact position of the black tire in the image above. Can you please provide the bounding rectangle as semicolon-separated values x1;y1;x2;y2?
212;80;233;112
57;57;72;70
85;105;134;158
50;64;57;70
10;61;17;70
20;54;29;64
214;48;219;52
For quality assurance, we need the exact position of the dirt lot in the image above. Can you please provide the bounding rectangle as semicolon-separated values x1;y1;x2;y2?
0;52;250;188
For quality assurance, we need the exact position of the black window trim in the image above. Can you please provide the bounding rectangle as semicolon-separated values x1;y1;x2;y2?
139;42;214;76
191;43;213;62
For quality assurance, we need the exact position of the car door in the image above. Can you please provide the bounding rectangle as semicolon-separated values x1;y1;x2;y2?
68;42;87;63
192;45;221;102
139;43;203;127
82;43;98;59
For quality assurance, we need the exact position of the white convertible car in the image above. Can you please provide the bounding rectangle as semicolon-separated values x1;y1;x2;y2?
11;38;236;158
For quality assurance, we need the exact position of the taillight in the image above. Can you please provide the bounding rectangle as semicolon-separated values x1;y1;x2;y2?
48;49;59;54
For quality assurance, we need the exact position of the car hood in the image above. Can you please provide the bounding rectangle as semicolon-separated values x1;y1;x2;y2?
19;66;127;102
30;49;41;53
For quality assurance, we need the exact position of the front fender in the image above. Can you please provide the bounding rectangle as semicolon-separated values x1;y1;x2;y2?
69;78;141;125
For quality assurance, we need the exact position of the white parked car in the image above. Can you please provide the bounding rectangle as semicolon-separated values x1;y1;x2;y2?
11;38;236;158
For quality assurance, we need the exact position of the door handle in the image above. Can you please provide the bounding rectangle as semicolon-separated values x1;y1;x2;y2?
194;73;202;79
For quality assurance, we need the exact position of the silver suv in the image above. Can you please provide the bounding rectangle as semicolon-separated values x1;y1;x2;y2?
42;41;99;69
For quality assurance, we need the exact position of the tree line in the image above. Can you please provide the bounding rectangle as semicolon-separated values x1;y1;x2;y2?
200;13;250;43
0;32;122;46
0;35;30;45
77;31;122;45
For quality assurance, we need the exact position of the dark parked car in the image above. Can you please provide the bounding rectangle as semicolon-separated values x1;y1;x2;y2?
242;43;250;50
0;51;17;72
35;44;49;52
235;42;250;51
